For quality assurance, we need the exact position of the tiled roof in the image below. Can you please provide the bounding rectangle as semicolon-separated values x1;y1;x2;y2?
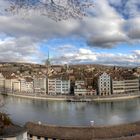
25;121;140;140
1;72;18;79
0;124;26;138
25;77;33;82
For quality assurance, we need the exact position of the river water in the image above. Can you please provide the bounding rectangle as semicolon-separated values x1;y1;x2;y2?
1;95;140;126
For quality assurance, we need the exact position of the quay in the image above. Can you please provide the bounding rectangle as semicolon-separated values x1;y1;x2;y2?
2;92;140;102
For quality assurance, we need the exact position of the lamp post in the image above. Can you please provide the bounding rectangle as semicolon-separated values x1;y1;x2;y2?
90;120;94;126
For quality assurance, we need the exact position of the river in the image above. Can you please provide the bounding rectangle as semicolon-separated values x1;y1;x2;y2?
1;95;140;126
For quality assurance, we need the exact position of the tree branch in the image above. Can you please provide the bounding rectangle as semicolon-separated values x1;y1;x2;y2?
5;0;94;21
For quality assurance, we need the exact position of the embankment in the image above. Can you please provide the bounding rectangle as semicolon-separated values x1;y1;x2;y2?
3;92;140;102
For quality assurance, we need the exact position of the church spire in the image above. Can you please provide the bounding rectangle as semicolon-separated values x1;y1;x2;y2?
45;50;50;66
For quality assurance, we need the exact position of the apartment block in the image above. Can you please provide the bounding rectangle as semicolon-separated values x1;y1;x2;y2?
20;78;33;93
98;72;111;96
5;79;12;92
48;79;70;95
74;80;87;96
12;79;21;92
33;76;47;94
0;73;5;93
113;79;139;94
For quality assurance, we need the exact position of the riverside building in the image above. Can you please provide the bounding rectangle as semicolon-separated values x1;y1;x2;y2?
20;78;33;93
98;72;111;96
48;78;70;95
0;73;5;93
33;75;47;94
12;79;21;92
74;80;87;96
113;79;139;94
5;79;16;93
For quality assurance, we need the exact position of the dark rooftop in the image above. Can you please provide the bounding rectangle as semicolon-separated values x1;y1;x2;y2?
25;121;140;140
0;124;26;138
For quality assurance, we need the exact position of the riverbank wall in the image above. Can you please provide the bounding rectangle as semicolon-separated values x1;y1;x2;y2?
25;121;140;140
93;94;140;102
2;92;140;102
2;93;66;101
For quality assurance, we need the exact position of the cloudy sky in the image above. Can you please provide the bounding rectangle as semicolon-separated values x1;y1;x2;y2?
0;0;140;66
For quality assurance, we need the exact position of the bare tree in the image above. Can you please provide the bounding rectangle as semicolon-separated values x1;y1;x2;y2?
5;0;94;21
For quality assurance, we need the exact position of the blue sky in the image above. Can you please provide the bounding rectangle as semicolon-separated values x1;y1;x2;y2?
41;37;140;54
0;0;140;66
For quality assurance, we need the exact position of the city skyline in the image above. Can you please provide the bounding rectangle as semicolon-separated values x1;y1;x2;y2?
0;0;140;66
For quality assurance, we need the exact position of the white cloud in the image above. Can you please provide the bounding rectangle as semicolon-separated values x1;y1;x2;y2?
0;0;140;64
51;45;140;66
0;36;41;63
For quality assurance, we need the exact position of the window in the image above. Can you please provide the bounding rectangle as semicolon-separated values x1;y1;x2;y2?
104;82;106;86
37;136;41;139
29;134;33;138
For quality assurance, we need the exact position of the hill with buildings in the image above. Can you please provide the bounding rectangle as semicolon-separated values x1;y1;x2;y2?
0;62;139;97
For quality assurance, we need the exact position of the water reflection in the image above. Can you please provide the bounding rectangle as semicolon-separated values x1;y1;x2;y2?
1;95;140;126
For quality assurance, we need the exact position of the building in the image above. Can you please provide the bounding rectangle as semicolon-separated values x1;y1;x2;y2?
33;76;47;94
87;86;97;96
74;81;96;96
48;79;70;95
2;72;20;93
5;79;12;93
113;79;139;94
74;81;87;96
136;67;140;73
0;73;5;93
25;121;140;140
51;65;62;73
12;79;21;92
20;78;33;93
20;78;27;93
112;80;125;94
61;80;70;95
98;72;111;96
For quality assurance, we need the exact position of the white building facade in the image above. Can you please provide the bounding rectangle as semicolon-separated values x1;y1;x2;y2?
74;81;87;96
48;79;70;95
113;79;139;94
98;72;111;96
20;78;33;93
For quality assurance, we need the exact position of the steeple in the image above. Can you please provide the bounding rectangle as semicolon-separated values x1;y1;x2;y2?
45;50;51;76
48;50;49;62
45;50;50;66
